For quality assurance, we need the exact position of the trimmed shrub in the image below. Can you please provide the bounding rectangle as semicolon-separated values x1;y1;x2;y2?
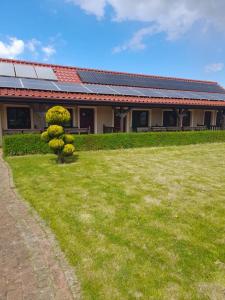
48;138;65;151
63;134;74;144
47;125;64;138
3;134;50;156
41;131;50;143
3;130;225;156
62;144;75;156
43;106;75;163
46;106;70;125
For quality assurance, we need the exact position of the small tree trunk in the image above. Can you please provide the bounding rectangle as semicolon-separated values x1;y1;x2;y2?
57;151;65;164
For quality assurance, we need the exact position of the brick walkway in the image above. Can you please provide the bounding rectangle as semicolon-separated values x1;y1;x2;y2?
0;153;81;300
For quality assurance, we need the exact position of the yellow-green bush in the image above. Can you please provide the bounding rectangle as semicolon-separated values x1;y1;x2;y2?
62;144;75;156
47;125;64;138
42;106;75;163
46;106;70;125
41;131;50;142
63;134;74;144
48;138;64;151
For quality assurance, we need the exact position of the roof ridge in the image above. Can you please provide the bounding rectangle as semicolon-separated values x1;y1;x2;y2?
0;57;219;85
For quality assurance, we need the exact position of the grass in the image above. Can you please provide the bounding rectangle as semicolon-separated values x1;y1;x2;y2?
6;143;225;299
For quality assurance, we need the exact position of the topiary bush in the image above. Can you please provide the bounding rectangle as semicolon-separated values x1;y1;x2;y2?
46;106;71;125
62;144;75;156
41;106;75;163
63;134;74;144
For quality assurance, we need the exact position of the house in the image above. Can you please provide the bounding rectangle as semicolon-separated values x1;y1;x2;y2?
1;57;225;145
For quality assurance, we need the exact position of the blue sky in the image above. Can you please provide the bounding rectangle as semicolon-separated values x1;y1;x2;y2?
1;0;225;86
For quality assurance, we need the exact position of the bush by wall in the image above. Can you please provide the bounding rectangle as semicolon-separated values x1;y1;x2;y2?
3;130;225;156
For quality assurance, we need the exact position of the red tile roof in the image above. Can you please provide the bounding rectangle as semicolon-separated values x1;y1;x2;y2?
0;58;225;108
1;87;225;108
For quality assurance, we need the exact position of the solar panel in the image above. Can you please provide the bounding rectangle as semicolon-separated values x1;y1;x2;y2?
85;84;120;95
35;66;57;80
21;78;59;91
0;76;22;88
0;62;15;77
0;74;225;101
14;64;37;79
56;82;91;93
137;88;167;97
78;70;225;93
110;86;143;96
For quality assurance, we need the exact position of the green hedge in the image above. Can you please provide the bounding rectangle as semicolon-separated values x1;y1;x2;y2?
3;131;225;156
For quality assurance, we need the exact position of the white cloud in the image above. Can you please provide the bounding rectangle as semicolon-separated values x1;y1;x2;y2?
0;37;57;61
113;25;159;53
42;45;56;61
66;0;106;19
67;0;225;51
205;63;224;73
26;39;41;53
0;37;25;58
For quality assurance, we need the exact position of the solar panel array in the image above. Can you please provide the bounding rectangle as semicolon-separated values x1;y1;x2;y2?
1;76;225;102
0;62;57;80
78;70;225;94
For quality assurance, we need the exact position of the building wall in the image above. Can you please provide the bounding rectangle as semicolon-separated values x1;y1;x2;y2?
192;109;204;126
151;108;163;126
97;106;113;133
0;103;221;146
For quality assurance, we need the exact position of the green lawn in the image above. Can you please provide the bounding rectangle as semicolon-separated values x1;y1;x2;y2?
7;144;225;300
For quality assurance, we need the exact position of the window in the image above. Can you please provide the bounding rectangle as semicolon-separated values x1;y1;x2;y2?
163;111;177;127
216;111;223;127
7;107;31;129
183;111;191;127
132;111;149;129
64;108;74;128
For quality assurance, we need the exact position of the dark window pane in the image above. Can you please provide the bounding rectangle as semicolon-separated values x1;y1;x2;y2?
204;111;212;129
7;107;31;129
163;111;177;127
183;111;191;126
132;111;149;129
216;111;223;127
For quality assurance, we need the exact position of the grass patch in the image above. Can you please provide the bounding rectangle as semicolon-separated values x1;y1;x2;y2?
6;143;225;299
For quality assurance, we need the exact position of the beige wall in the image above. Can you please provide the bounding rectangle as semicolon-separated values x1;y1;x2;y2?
0;103;220;141
192;109;204;126
151;108;163;126
96;106;113;133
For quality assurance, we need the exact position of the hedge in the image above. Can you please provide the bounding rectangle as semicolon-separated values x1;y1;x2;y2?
3;131;225;156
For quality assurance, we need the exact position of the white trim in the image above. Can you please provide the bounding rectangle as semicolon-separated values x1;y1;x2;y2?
3;104;33;130
78;106;97;134
112;107;114;127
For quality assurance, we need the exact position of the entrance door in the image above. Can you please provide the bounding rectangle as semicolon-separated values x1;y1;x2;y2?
80;108;95;133
204;111;212;129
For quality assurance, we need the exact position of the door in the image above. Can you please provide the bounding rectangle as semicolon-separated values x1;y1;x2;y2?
80;108;95;133
204;111;212;129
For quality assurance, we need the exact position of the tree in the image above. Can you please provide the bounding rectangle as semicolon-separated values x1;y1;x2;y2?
41;106;75;163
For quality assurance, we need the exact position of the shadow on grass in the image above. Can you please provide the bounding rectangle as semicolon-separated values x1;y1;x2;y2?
49;154;79;165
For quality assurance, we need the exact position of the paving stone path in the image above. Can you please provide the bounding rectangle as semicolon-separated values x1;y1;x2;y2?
0;152;81;300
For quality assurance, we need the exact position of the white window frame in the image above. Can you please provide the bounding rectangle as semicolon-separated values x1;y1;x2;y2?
3;104;34;130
